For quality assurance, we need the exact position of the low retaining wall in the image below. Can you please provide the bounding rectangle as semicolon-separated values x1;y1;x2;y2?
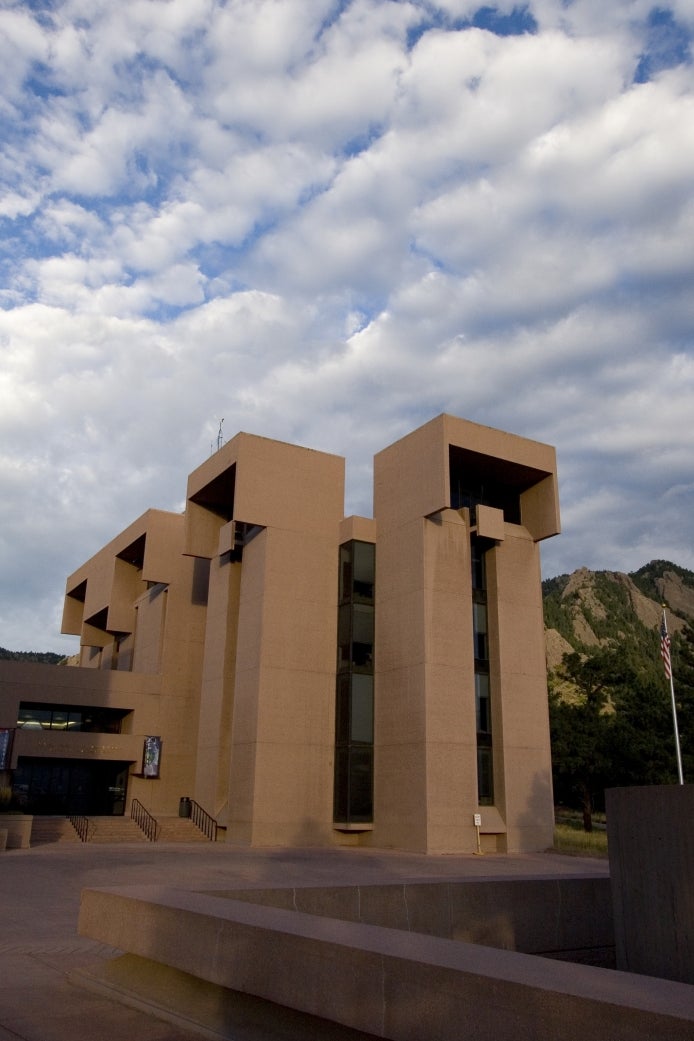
78;880;694;1041
217;877;614;963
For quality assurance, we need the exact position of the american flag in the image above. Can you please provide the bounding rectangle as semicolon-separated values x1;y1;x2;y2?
660;611;672;681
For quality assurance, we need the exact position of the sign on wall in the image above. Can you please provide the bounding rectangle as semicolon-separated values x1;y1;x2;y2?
0;729;14;770
142;736;162;778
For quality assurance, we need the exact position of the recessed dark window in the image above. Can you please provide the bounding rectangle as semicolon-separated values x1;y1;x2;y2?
334;540;375;825
471;535;494;806
17;702;129;734
450;444;547;525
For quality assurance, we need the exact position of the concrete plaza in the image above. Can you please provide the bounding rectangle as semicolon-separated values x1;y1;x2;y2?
1;841;608;1041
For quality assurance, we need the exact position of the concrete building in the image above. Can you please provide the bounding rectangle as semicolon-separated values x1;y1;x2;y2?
0;414;560;853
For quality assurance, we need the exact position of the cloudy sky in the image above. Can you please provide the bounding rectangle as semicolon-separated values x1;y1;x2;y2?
1;0;693;653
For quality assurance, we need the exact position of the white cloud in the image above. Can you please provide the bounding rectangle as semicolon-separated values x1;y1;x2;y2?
0;8;49;108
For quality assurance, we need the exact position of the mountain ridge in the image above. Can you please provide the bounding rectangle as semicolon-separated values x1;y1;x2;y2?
543;559;694;671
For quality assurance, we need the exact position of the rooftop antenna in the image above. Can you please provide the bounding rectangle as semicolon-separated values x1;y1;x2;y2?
216;418;224;452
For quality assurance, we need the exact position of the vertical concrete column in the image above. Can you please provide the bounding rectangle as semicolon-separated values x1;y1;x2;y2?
194;556;241;816
225;533;266;846
421;509;478;852
374;510;477;853
486;529;554;852
227;525;339;847
374;513;429;851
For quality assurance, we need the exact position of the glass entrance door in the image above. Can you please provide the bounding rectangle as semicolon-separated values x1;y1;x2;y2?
12;758;129;815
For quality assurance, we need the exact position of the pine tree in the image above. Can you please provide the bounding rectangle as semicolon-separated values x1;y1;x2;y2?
549;650;617;831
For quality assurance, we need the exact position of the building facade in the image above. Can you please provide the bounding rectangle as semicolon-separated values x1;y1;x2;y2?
0;414;560;853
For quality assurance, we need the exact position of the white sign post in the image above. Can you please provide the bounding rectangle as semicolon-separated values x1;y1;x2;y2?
473;813;483;855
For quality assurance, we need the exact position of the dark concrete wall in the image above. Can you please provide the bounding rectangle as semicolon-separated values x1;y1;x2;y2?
607;784;694;983
217;877;614;963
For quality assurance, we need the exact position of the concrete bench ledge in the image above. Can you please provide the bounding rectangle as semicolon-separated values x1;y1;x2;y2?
78;883;694;1041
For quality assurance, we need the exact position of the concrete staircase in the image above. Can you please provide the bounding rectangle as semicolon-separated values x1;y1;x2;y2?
29;813;214;845
29;816;81;846
155;816;212;843
87;817;149;843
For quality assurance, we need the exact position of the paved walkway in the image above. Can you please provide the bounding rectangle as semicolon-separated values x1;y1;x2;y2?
1;842;608;1040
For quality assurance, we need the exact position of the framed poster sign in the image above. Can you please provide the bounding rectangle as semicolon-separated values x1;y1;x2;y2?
0;728;14;770
143;736;162;778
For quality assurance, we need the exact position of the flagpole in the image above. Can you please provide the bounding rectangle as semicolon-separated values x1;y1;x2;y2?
661;606;684;785
668;669;684;785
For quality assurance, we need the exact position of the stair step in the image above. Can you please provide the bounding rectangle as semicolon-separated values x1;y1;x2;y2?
88;817;149;843
156;817;212;842
30;817;81;845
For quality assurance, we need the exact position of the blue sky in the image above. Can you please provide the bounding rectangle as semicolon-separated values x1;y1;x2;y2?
1;0;694;652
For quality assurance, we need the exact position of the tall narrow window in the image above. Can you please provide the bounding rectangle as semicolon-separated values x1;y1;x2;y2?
334;540;375;824
471;536;494;805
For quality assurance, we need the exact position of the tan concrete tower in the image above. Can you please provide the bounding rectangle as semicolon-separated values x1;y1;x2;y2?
184;433;345;846
373;415;560;853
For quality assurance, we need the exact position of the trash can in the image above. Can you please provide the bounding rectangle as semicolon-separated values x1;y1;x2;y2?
179;796;192;818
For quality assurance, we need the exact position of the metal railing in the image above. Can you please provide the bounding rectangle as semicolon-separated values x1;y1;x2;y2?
131;798;159;842
190;799;218;841
68;814;92;842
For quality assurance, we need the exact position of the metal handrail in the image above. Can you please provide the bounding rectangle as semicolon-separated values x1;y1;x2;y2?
131;798;159;842
68;814;92;842
189;799;218;841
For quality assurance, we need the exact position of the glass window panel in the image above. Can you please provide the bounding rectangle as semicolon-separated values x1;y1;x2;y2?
335;674;351;744
81;712;100;733
107;716;122;735
337;603;352;671
333;747;350;821
352;542;375;601
473;601;487;634
475;672;491;734
352;604;374;643
352;644;373;668
51;711;69;730
351;674;373;743
66;712;83;731
471;542;486;590
17;708;51;729
477;746;494;805
348;747;373;820
339;544;352;603
352;604;374;668
473;602;488;660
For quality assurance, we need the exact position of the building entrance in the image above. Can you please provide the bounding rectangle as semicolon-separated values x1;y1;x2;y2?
12;758;129;815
